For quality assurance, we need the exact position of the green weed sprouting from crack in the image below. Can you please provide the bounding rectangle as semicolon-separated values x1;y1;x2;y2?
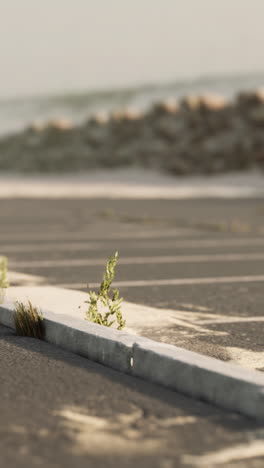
14;301;45;339
0;256;9;303
85;251;126;330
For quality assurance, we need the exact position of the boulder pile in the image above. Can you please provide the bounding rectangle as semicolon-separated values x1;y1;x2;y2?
1;90;264;174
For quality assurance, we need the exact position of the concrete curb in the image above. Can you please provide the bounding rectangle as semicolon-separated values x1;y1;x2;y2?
1;302;264;421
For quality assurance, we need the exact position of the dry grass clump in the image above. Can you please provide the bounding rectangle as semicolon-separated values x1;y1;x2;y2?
14;301;45;339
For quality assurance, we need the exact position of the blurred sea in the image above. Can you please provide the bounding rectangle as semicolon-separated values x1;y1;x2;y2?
1;72;264;137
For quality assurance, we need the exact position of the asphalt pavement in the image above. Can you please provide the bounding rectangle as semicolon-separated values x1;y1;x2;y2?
1;197;264;466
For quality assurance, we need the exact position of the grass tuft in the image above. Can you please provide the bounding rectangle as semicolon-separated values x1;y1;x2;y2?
14;301;45;339
85;251;126;330
0;256;9;302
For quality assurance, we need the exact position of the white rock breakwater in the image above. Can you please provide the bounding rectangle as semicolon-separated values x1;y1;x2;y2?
1;90;264;174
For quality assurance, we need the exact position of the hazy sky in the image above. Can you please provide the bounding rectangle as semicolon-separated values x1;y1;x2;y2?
1;0;264;97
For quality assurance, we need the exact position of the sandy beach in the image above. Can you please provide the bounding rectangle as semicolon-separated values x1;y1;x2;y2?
0;168;263;199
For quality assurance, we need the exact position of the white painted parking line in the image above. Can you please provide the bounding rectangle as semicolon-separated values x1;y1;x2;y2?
0;227;199;242
2;237;264;253
8;252;264;269
59;274;264;289
0;223;66;232
3;242;104;253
